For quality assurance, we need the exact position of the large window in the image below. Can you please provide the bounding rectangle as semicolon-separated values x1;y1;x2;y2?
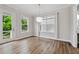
41;16;56;33
39;16;57;38
21;18;28;31
3;15;12;39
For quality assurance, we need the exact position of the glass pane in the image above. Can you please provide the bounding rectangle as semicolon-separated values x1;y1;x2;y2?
47;24;55;33
21;19;27;25
40;16;56;33
22;25;27;31
41;24;47;32
21;19;28;31
3;16;12;31
3;31;10;39
41;20;46;24
47;19;55;24
3;15;12;39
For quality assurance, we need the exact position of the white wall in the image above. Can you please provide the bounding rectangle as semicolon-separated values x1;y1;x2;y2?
57;5;78;48
0;5;34;43
70;5;77;48
58;7;71;42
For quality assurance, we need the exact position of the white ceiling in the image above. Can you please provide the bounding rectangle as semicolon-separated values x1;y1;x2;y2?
6;4;72;17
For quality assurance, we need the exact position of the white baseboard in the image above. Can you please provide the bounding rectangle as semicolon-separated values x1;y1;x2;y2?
70;41;77;48
37;35;70;43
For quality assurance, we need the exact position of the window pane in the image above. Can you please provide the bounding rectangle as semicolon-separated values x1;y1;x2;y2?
3;16;12;31
21;19;27;25
3;31;10;39
21;19;28;31
40;16;56;33
3;15;12;39
22;25;27;30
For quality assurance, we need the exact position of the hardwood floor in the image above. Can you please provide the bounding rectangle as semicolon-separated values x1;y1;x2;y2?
0;36;79;54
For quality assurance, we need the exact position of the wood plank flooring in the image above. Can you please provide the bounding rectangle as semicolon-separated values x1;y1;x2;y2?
0;36;79;54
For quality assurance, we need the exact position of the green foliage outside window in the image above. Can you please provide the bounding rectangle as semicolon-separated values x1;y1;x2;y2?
3;16;12;39
21;19;28;31
3;16;12;31
3;32;10;39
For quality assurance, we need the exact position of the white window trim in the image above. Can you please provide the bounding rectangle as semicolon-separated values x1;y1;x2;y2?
2;12;13;39
21;16;29;33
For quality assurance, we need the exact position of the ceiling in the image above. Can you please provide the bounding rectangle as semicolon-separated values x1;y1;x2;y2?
5;4;72;17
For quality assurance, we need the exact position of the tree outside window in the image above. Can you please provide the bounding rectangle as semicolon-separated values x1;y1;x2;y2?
21;19;28;31
3;16;12;39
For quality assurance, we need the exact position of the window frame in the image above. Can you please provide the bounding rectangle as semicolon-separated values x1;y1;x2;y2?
2;13;12;39
21;16;29;32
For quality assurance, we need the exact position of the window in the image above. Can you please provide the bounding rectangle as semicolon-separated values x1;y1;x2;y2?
40;16;56;33
21;18;28;31
3;15;12;39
